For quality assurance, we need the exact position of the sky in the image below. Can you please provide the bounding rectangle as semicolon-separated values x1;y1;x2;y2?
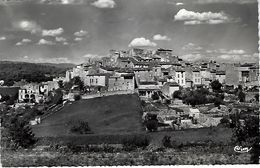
0;0;258;64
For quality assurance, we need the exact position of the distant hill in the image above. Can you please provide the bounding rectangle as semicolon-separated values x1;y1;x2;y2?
0;61;74;86
32;94;144;137
37;63;75;69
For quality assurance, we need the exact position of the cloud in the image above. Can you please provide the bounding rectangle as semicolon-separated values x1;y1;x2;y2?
74;37;83;41
16;42;23;46
39;0;85;5
153;34;171;41
225;49;245;54
15;38;32;46
55;37;66;42
176;2;184;6
13;20;42;34
218;53;257;62
91;0;116;8
182;43;203;51
21;38;31;43
0;36;6;40
63;42;69;45
83;54;100;58
128;37;157;47
194;0;256;4
13;20;65;37
74;30;88;37
181;53;203;61
174;9;236;25
37;39;55;45
208;48;246;54
23;55;29;59
42;28;64;37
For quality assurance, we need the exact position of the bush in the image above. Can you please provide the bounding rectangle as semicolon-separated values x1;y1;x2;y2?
122;135;150;151
173;90;182;99
74;94;81;101
151;92;159;100
145;120;158;132
68;120;92;134
210;80;223;92
162;135;172;148
219;117;230;126
214;97;222;107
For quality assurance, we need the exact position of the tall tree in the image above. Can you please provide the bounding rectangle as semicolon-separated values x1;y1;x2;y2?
210;80;222;92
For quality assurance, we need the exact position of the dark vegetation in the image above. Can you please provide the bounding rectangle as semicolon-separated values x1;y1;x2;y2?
67;120;92;134
0;61;73;86
219;111;259;164
1;114;37;149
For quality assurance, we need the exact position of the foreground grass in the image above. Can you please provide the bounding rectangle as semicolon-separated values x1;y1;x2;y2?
1;146;251;166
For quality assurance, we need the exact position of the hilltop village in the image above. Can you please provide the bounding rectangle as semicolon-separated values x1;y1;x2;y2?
0;47;259;131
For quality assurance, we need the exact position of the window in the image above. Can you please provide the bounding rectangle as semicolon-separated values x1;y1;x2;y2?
182;73;184;78
177;74;180;78
182;80;183;84
178;80;180;84
96;78;98;84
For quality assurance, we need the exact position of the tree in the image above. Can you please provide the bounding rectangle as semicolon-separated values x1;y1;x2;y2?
173;90;182;99
151;92;159;100
74;94;81;101
73;76;84;91
238;91;245;102
52;89;63;104
214;97;222;108
231;115;259;163
58;80;63;89
210;80;222;92
145;120;158;132
4;115;37;149
162;135;172;148
254;93;259;102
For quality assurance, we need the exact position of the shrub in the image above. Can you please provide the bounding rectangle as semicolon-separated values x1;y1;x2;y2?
68;120;92;134
214;97;222;107
162;135;172;148
145;120;158;132
151;92;159;100
238;91;245;102
122;135;150;151
219;117;230;126
254;93;259;102
74;94;81;101
173;90;182;99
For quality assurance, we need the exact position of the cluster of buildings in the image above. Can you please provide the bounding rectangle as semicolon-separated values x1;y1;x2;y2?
65;48;259;100
0;47;258;104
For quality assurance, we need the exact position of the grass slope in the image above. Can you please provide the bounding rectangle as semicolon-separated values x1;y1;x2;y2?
33;94;144;137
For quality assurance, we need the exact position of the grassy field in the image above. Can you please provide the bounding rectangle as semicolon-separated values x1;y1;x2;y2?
1;146;251;166
32;94;144;137
148;126;233;147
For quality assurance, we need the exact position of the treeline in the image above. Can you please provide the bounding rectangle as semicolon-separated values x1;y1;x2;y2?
0;61;74;86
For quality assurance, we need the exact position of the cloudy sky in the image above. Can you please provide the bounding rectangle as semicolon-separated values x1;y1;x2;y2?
0;0;258;64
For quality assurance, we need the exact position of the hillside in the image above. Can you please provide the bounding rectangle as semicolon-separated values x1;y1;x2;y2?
0;61;74;86
32;94;144;137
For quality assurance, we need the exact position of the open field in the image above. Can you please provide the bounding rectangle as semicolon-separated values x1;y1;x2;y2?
32;94;144;137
